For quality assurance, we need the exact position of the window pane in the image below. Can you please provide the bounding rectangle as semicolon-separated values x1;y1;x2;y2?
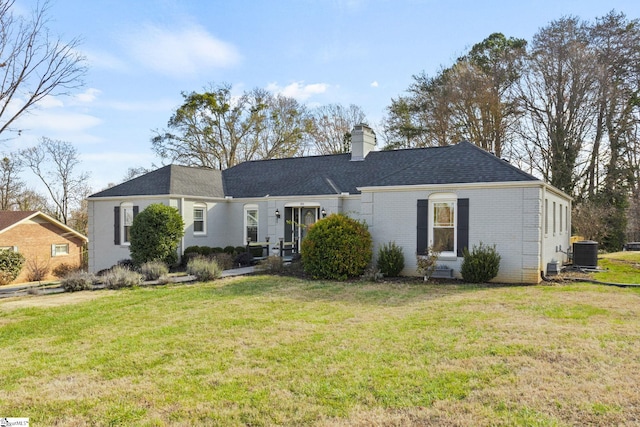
433;202;454;227
247;226;258;242
124;226;131;243
194;208;203;221
54;244;69;256
433;228;454;252
123;208;133;226
247;209;258;227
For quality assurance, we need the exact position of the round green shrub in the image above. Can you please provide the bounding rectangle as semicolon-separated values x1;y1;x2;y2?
460;242;501;283
377;241;405;277
301;213;372;280
129;204;185;267
0;250;25;285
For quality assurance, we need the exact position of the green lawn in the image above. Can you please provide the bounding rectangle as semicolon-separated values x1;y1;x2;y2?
1;274;640;426
595;251;640;284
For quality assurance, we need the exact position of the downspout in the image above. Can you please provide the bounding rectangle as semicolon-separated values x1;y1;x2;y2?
540;185;546;282
180;197;185;258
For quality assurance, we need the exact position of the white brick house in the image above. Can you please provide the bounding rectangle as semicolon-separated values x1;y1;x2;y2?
87;125;571;283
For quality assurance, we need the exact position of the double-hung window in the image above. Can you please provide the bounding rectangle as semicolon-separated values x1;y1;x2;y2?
429;194;457;257
122;204;134;244
194;204;206;235
244;204;258;243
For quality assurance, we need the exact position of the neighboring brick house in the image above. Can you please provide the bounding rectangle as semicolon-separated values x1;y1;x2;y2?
0;211;88;283
87;124;572;284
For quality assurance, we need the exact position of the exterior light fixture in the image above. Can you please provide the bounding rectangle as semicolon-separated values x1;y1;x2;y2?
275;209;281;219
321;208;327;218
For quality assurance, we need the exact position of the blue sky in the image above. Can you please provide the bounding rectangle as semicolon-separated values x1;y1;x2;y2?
9;0;640;192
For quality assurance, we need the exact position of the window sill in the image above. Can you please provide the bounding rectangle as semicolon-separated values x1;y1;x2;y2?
438;254;458;261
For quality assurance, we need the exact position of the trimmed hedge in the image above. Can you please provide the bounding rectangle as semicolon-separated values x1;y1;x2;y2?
129;204;184;267
301;213;372;280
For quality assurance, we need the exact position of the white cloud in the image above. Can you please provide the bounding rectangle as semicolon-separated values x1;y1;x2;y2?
36;95;65;109
73;88;102;104
84;49;129;72
266;81;330;101
370;81;379;88
14;110;102;136
123;23;241;78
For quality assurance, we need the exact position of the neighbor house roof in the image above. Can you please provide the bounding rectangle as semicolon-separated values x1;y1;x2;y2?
89;164;224;198
89;142;539;199
0;211;88;242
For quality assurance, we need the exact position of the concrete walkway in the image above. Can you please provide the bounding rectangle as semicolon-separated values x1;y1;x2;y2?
0;266;258;299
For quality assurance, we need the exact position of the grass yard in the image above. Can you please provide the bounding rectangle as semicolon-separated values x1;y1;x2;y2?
1;263;640;425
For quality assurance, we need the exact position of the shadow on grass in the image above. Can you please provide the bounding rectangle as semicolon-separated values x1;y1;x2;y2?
208;274;531;307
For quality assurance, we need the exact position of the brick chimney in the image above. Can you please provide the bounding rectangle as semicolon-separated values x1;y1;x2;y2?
350;123;376;161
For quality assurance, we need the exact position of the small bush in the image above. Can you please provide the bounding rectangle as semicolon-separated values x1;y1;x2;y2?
211;253;233;270
258;256;284;273
234;252;254;267
61;271;96;292
234;246;246;255
52;263;79;278
223;246;236;255
377;241;405;277
301;213;372;280
103;265;143;289
138;260;169;281
460;242;501;283
186;256;222;282
0;250;25;285
416;246;440;281
362;266;384;282
25;258;49;282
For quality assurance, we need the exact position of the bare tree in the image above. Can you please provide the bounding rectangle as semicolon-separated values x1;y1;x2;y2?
382;33;526;155
516;17;599;196
152;83;309;169
0;153;23;209
0;0;86;137
14;188;51;213
20;137;90;224
307;104;366;154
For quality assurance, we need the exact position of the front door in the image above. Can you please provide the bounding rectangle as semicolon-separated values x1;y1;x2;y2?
284;206;319;249
301;208;317;240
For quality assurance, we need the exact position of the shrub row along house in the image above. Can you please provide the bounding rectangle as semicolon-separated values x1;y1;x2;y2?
87;125;571;283
0;211;88;283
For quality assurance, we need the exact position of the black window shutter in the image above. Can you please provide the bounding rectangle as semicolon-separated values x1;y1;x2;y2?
133;205;139;217
114;206;120;245
457;198;469;257
284;208;292;243
416;199;428;255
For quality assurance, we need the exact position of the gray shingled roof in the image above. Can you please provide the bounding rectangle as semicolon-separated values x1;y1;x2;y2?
222;141;538;198
89;165;224;198
89;142;538;199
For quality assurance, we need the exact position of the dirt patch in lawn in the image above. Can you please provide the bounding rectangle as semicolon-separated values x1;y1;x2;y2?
0;290;115;310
